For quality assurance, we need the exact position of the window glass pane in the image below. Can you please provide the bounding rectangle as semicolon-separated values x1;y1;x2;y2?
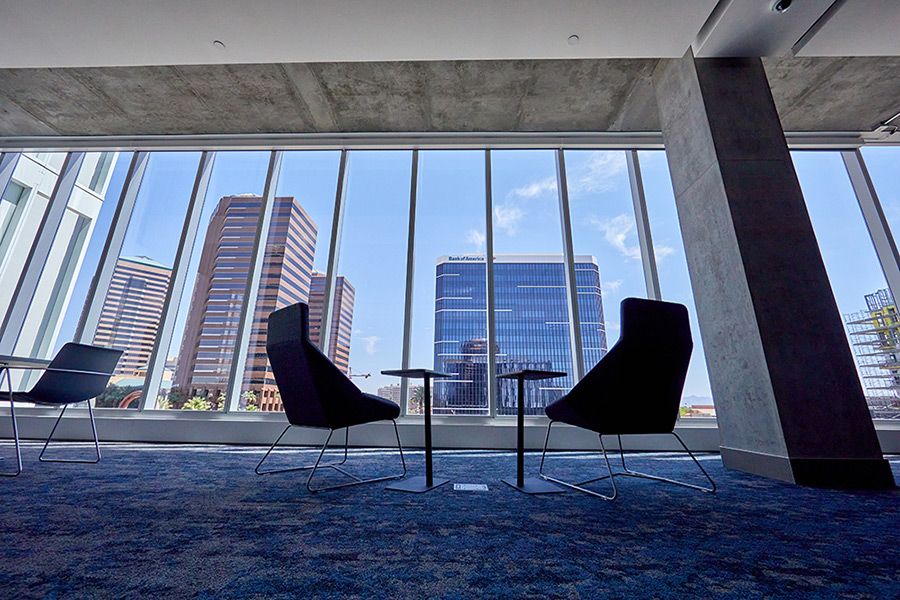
413;150;487;415
237;150;341;412
13;152;123;362
861;147;900;239
333;151;411;401
0;153;68;321
166;152;270;411
565;149;640;363
640;151;714;418
87;152;201;409
491;149;571;416
793;150;890;421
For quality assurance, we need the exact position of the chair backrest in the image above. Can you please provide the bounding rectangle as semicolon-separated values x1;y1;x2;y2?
28;343;123;405
563;297;693;434
266;302;365;428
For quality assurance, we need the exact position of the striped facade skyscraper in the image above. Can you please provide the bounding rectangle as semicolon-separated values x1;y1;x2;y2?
308;272;355;375
93;255;172;376
173;195;353;412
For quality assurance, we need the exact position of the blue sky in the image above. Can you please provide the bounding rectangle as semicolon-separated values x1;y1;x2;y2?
56;146;900;405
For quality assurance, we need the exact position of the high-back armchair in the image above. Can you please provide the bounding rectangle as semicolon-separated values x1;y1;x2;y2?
256;302;406;492
540;297;715;499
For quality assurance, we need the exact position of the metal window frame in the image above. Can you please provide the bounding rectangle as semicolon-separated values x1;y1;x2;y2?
841;149;900;308
0;153;21;200
319;149;350;355
76;151;150;342
399;149;419;416
485;150;498;416
224;151;283;413
628;150;662;301
0;152;85;354
139;151;216;410
555;149;584;382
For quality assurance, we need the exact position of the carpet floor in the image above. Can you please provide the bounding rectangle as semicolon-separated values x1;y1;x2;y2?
1;442;898;599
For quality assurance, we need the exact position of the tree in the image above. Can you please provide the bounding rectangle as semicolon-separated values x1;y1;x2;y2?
409;385;425;415
183;396;211;411
241;390;259;411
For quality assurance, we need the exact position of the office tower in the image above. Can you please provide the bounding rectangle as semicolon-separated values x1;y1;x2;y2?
174;195;319;409
377;384;402;405
433;254;606;415
845;288;900;419
93;255;172;376
0;152;117;358
173;195;354;411
308;272;355;375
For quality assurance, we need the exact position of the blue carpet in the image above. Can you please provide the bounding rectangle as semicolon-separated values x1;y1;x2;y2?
1;442;898;599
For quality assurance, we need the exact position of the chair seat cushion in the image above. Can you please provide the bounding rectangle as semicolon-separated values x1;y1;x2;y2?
6;392;66;405
333;393;400;429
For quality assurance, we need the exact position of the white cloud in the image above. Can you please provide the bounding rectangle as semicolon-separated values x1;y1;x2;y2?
602;279;624;295
493;203;525;236
569;151;627;197
654;244;675;262
588;213;641;260
359;335;381;355
509;176;556;200
465;228;486;251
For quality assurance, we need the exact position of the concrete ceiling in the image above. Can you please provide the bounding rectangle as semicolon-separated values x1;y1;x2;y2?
0;57;897;137
0;1;898;138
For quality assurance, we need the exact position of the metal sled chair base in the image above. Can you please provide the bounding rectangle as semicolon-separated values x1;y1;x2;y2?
256;421;407;493
539;422;716;501
39;402;102;464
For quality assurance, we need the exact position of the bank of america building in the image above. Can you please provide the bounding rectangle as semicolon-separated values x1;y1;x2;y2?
434;254;607;416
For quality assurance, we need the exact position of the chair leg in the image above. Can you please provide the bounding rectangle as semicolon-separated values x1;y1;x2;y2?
256;420;407;493
614;432;716;493
539;420;617;500
0;369;22;477
39;402;101;464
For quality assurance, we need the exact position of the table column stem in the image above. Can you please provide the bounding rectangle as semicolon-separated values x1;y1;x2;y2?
517;375;525;487
424;374;433;487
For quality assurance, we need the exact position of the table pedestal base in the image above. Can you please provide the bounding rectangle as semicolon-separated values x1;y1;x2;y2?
501;477;565;495
386;475;450;493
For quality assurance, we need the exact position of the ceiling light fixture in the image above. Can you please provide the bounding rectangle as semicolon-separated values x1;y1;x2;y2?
567;34;580;46
213;40;226;49
771;0;792;13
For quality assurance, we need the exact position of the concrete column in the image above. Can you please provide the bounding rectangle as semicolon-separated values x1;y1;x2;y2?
653;51;894;489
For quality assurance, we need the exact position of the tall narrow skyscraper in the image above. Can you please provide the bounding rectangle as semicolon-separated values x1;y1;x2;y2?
173;195;353;412
433;254;606;415
308;272;355;375
93;255;172;376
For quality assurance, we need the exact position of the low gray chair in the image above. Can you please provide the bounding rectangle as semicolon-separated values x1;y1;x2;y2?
2;343;122;476
540;297;715;500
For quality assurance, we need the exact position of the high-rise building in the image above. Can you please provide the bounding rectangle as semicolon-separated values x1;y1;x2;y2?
844;288;900;419
92;255;172;376
0;152;117;359
433;254;606;416
308;272;355;375
173;195;354;412
174;195;318;409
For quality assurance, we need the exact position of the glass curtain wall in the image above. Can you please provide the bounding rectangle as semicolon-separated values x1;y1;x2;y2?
13;144;899;421
639;151;714;417
794;150;896;420
490;150;571;416
412;151;488;415
238;151;342;412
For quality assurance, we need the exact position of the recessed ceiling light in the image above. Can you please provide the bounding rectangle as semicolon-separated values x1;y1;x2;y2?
213;40;226;49
567;34;580;47
771;0;791;13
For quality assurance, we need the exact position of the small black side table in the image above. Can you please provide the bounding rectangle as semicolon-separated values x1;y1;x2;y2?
498;369;567;494
381;368;451;493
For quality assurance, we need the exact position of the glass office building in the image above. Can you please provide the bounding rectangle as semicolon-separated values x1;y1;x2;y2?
433;254;606;416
